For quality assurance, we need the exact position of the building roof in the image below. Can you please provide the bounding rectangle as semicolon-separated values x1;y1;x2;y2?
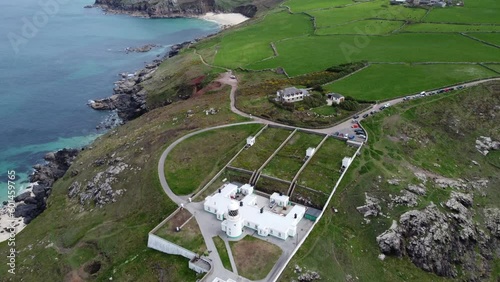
205;183;305;235
305;207;322;217
280;87;309;97
328;93;344;99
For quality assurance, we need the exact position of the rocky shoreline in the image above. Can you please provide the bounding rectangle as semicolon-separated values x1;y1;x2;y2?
89;0;257;19
88;41;191;121
0;149;79;241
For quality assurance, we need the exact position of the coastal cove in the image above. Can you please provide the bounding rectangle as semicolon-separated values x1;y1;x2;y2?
0;0;221;203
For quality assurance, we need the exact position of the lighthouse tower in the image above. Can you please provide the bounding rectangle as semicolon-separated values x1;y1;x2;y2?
225;201;244;238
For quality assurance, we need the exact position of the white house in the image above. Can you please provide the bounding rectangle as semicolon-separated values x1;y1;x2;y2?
246;136;256;147
276;87;309;103
306;147;316;158
327;93;345;105
204;183;306;240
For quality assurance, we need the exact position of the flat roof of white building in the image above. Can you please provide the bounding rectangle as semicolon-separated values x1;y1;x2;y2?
205;183;306;234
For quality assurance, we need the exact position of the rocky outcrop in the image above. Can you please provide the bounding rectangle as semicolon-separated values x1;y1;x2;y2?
475;136;500;156
30;149;79;187
356;193;381;217
125;43;158;53
68;157;128;209
377;192;495;280
94;0;217;18
11;149;80;224
390;190;418;207
232;4;257;18
89;42;190;122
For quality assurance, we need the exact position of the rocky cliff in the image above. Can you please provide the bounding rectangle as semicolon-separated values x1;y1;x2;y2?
94;0;258;18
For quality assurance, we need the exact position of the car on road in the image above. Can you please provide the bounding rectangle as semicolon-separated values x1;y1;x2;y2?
363;113;369;118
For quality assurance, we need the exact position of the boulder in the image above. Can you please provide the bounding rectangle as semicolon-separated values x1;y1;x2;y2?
14;191;31;202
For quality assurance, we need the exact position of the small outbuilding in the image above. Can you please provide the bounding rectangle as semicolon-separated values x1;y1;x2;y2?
306;147;316;158
270;193;289;207
305;207;322;222
246;136;256;147
341;157;352;171
327;93;345;105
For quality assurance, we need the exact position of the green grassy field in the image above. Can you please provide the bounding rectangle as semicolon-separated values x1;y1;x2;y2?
485;64;500;73
298;138;357;193
424;0;500;24
262;132;325;181
325;64;497;101
155;211;207;255
211;11;313;68
248;33;500;76
469;33;500;46
309;1;427;27
402;23;500;33
165;124;262;196
230;127;293;171
285;0;354;12
212;236;233;271
280;81;500;281
316;20;404;35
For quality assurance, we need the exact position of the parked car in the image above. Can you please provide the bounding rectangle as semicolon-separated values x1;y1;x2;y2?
353;115;360;119
355;131;365;135
363;113;369;118
456;85;465;90
333;131;339;136
348;135;355;140
359;135;366;139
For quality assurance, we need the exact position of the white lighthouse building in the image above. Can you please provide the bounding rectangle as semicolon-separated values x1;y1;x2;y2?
222;201;244;238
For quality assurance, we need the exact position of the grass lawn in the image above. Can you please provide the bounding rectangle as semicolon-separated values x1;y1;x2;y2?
155;209;207;255
310;1;427;27
316;20;404;35
165;124;263;195
212;11;313;68
285;0;354;12
402;23;500;33
485;64;500;73
248;33;500;76
469;33;500;46
424;0;500;24
325;64;497;101
213;236;233;271
230;236;282;280
311;105;338;116
230;127;293;171
298;138;357;193
262;132;325;181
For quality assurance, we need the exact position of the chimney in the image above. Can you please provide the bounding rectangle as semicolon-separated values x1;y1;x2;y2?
240;201;243;207
218;189;221;193
294;213;297;219
260;207;264;214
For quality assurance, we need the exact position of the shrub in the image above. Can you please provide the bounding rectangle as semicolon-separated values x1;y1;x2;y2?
339;100;359;111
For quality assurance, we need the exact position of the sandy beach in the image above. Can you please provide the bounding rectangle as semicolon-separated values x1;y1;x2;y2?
0;206;26;243
198;12;249;26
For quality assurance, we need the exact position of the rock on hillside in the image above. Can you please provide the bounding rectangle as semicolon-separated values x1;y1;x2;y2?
377;192;497;280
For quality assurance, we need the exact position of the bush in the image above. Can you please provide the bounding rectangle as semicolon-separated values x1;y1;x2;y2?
303;93;326;108
339;100;359;111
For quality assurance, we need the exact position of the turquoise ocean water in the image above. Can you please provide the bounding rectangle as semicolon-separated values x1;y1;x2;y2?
0;0;219;202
